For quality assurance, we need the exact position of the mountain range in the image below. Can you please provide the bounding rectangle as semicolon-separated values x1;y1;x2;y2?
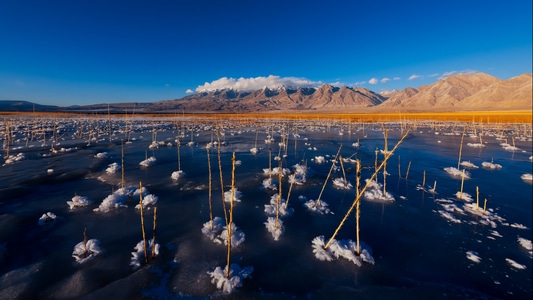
1;72;531;113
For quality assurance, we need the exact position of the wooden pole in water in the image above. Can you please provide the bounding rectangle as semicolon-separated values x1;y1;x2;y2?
405;161;412;180
422;170;426;187
383;128;388;195
216;128;228;225
207;148;213;230
457;128;466;169
476;186;479;210
460;169;465;199
139;181;148;264
355;159;361;255
151;207;157;258
226;152;236;278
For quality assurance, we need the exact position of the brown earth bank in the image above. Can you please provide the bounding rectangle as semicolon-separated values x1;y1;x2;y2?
1;110;531;123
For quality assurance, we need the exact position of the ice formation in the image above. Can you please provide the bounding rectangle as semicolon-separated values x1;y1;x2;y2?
66;195;92;209
313;156;325;164
454;191;473;202
288;163;310;185
93;186;140;213
38;212;58;225
3;153;25;165
134;194;158;210
332;177;353;190
520;173;532;181
311;236;374;266
517;237;532;256
94;152;109;159
363;180;394;202
201;217;226;241
130;239;160;270
262;167;290;177
444;167;471;178
213;222;246;247
505;258;526;270
171;170;185;180
466;250;481;263
264;217;284;241
460;161;479;169
302;197;331;214
139;156;157;167
72;239;102;264
207;263;253;293
261;178;277;190
105;162;120;173
481;161;502;169
224;188;243;203
264;194;294;217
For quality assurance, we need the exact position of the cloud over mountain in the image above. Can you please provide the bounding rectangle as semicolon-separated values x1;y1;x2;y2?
195;75;321;92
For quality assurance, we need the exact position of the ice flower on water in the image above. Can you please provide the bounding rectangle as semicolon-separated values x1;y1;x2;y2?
139;156;156;167
264;194;293;217
38;212;58;225
201;217;226;241
481;161;502;170
94;152;109;159
444;167;471;178
332;177;353;190
171;170;185;180
264;217;284;241
130;239;160;270
72;239;102;264
224;188;242;203
311;235;374;266
214;222;245;247
134;194;158;210
303;198;331;214
105;162;120;173
67;195;92;209
363;180;394;202
94;186;139;213
207;263;253;294
466;250;481;263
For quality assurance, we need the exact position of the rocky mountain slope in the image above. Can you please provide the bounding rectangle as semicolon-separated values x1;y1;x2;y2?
1;72;531;113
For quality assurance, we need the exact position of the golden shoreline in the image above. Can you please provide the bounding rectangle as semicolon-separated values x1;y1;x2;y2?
1;110;531;123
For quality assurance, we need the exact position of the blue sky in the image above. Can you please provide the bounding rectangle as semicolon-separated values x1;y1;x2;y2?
1;0;531;106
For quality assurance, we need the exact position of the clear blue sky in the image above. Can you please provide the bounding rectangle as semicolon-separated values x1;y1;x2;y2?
1;0;531;106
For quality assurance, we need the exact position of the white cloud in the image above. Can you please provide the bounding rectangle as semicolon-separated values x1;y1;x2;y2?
380;77;390;83
185;89;194;94
428;73;439;77
439;69;477;80
195;75;321;93
368;78;378;84
393;77;401;80
164;83;171;87
408;74;421;80
354;81;367;86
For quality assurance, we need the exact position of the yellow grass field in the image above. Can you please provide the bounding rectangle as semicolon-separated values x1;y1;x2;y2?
1;110;531;124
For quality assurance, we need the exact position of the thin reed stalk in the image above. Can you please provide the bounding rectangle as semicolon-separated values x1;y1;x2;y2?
226;152;237;278
355;159;361;255
460;169;465;199
139;181;148;264
151;207;157;258
339;155;348;188
405;161;411;179
216;128;228;225
207;148;213;229
457;128;466;169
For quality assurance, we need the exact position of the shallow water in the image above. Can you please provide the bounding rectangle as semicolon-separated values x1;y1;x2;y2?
0;117;531;299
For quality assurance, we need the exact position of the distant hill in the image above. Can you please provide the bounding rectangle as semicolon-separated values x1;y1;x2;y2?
0;100;59;112
1;72;531;113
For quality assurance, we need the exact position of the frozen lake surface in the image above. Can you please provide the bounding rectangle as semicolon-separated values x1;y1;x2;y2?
0;116;531;299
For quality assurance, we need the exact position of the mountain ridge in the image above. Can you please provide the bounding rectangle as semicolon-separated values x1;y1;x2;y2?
0;72;531;113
